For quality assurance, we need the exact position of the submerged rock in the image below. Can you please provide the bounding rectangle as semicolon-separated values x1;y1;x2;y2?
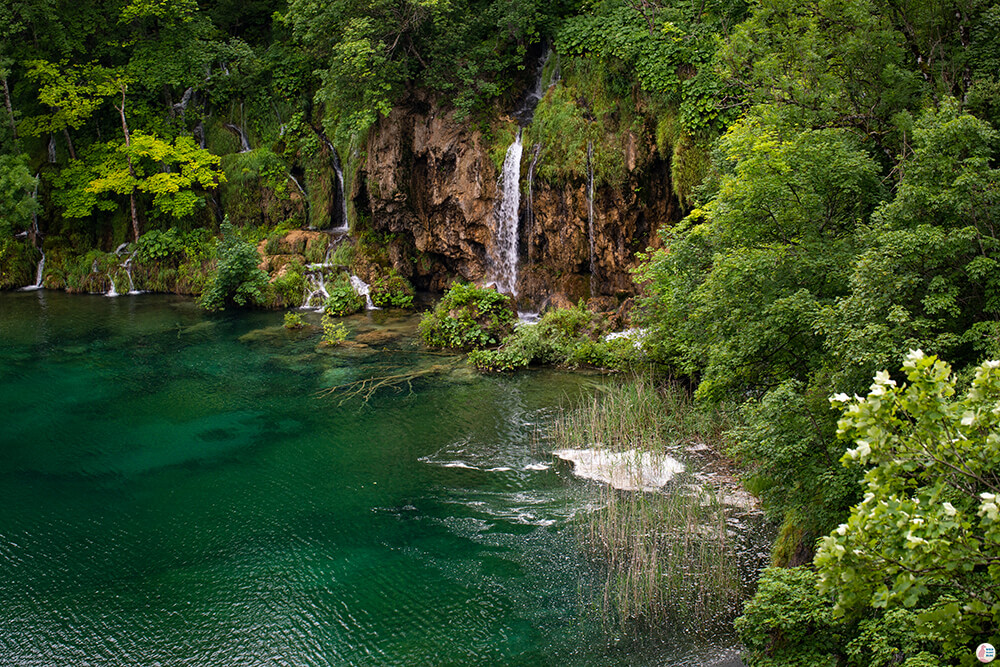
354;329;402;346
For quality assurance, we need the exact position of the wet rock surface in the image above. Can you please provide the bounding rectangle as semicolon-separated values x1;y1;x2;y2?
359;95;679;307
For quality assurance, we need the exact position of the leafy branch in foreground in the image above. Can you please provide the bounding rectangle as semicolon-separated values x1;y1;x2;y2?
816;350;1000;656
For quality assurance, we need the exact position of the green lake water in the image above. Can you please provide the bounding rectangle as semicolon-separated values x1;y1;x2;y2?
0;292;751;666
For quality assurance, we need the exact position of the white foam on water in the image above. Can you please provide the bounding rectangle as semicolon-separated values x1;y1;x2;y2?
553;447;685;492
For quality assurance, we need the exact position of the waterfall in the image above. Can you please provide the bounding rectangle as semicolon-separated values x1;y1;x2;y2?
302;272;329;310
350;275;378;310
488;131;524;296
586;140;597;294
20;176;44;291
331;146;350;232
486;50;551;298
288;172;307;198
301;238;345;309
225;123;251;153
47;136;56;163
108;243;140;295
525;143;542;260
319;138;350;232
122;254;139;294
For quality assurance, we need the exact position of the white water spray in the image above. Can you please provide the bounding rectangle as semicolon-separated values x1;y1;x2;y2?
350;275;378;310
327;140;350;232
488;131;524;296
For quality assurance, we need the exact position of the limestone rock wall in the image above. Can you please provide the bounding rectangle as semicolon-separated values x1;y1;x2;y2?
357;95;678;307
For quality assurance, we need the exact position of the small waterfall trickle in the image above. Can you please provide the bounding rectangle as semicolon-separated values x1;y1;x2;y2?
525;142;542;260
586;140;597;294
225;123;251;153
288;172;307;199
121;252;140;294
302;270;330;310
350;275;378;310
47;136;56;163
331;146;350;232
20;176;45;291
488;131;524;296
105;275;119;297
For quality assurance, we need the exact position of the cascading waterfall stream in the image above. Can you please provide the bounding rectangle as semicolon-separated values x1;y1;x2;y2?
327;140;350;232
104;243;140;296
20;175;45;291
225;123;251;153
350;275;378;310
302;271;330;310
486;50;551;300
525;142;542;257
488;131;524;296
302;243;336;309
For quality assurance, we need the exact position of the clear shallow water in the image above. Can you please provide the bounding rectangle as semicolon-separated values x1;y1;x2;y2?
0;292;747;666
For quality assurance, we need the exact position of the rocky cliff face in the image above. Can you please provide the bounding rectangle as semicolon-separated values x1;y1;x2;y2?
357;95;677;307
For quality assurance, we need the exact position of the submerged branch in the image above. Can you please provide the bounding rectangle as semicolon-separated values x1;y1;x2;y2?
315;361;460;404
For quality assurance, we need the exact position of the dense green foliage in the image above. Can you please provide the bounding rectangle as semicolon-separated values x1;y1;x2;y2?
468;302;641;371
323;274;364;317
419;282;516;350
737;353;1000;665
617;0;1000;662
821;352;1000;657
369;268;414;309
197;222;268;310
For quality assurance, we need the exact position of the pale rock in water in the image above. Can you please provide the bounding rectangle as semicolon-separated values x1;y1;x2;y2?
553;448;685;492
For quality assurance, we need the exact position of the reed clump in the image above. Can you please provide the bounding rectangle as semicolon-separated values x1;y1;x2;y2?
551;377;741;636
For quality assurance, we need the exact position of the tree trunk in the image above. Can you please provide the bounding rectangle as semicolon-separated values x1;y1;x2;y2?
2;76;16;141
62;127;76;160
116;83;141;242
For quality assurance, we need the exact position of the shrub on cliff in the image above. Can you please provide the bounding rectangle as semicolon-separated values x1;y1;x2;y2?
419;282;515;350
323;274;364;317
370;268;414;309
198;222;269;311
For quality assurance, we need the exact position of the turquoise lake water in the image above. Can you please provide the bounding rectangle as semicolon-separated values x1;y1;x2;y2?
0;292;750;666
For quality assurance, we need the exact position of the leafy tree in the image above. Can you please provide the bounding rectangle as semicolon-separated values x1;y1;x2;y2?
198;221;268;310
817;350;1000;658
0;153;38;236
719;0;921;155
822;102;1000;386
639;119;882;399
18;60;121;159
637;116;885;542
52;132;225;238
